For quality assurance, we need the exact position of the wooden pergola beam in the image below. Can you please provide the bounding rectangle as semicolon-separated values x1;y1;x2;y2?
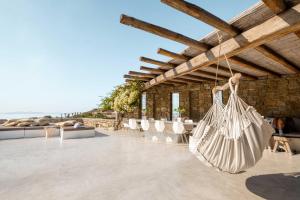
176;77;203;83
206;65;257;80
140;56;174;70
140;66;165;74
124;75;151;81
181;74;211;82
162;0;298;74
189;71;225;80
126;79;177;87
155;46;268;78
144;4;300;88
262;0;286;14
128;71;156;78
157;48;191;61
161;0;239;37
120;14;210;51
255;46;299;73
229;57;281;76
125;79;147;83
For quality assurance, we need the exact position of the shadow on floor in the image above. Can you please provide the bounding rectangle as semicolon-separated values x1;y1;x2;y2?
95;131;110;138
246;172;300;200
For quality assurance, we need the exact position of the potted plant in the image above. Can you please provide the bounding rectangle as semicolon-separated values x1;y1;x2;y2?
142;108;148;119
174;106;186;122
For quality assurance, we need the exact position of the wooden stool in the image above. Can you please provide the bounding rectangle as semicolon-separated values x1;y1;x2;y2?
272;136;293;155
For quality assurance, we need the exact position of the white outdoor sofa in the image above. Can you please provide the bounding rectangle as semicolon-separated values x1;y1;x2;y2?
60;127;95;141
0;126;59;140
0;127;25;140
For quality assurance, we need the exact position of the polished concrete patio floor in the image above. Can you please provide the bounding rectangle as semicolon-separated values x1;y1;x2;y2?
0;130;299;200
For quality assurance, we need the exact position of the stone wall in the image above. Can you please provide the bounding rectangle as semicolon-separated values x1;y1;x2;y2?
142;74;300;121
82;118;116;130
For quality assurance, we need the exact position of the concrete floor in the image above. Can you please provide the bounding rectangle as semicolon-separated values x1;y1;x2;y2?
0;130;299;200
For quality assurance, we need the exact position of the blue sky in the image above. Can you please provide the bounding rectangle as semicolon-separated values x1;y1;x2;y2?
0;0;258;113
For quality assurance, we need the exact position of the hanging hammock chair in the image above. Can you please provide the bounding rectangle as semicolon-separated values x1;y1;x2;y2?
189;92;224;154
193;76;274;173
191;33;274;173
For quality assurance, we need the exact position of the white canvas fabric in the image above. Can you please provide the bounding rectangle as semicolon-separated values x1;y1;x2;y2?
193;78;273;173
189;93;224;154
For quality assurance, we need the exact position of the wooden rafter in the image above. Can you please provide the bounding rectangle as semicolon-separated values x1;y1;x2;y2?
255;46;299;73
189;71;225;80
120;14;210;51
126;79;177;87
124;75;151;81
294;30;300;38
140;66;165;74
176;77;203;83
262;0;286;14
161;0;239;37
229;57;281;76
204;65;257;80
140;56;174;70
125;78;147;82
162;0;299;74
143;4;300;88
128;71;156;78
157;48;190;61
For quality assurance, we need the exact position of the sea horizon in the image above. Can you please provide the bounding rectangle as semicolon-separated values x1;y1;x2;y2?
0;112;62;120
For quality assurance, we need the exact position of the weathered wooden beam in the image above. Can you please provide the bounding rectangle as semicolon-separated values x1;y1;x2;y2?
126;79;177;87
124;75;151;81
140;56;174;70
167;79;189;84
206;65;257;80
144;4;300;88
255;45;299;73
128;71;156;78
189;71;225;80
161;0;239;37
157;48;191;61
125;79;147;83
181;74;211;82
262;0;286;14
177;77;203;83
229;57;281;76
295;31;300;38
140;66;165;74
161;0;294;75
120;14;210;51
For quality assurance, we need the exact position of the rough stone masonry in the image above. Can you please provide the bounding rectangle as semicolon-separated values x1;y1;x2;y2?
138;74;300;121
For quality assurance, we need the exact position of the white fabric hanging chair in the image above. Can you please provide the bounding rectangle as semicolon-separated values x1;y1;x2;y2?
193;77;273;173
189;92;224;154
